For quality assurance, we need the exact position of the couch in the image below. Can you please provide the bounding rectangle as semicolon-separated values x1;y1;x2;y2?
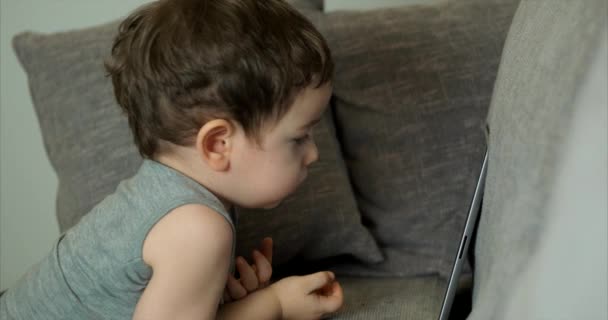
10;0;606;318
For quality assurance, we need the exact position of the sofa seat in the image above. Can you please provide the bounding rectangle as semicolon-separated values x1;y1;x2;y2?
330;276;445;319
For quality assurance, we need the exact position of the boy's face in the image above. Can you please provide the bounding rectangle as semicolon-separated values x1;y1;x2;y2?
229;82;332;209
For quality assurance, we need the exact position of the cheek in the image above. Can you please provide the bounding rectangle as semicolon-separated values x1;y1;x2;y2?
232;143;306;207
255;150;304;194
260;150;301;183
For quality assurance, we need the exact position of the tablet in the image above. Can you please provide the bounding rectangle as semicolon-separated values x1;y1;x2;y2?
438;150;488;320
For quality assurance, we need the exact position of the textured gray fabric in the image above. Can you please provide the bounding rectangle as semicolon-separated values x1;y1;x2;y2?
13;21;138;233
317;0;520;278
501;29;607;320
327;276;445;319
468;0;608;319
12;17;382;271
0;159;236;319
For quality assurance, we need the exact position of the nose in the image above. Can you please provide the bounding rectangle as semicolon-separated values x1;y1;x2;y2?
304;141;319;166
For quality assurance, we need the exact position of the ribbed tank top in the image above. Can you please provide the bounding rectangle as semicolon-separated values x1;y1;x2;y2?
0;159;236;319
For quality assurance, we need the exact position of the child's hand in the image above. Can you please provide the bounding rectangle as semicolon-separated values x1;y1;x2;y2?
223;237;273;302
269;271;344;320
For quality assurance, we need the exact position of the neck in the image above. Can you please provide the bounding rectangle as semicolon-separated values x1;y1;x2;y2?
153;151;234;212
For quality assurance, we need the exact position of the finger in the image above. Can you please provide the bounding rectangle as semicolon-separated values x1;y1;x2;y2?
252;249;273;285
236;256;259;292
319;282;333;296
317;280;344;314
303;271;335;292
226;274;247;300
260;237;273;265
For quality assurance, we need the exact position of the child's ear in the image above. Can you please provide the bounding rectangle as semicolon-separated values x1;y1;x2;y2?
195;119;234;171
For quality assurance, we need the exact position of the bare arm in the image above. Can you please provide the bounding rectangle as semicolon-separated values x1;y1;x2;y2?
131;203;337;320
216;286;281;320
220;271;344;320
133;204;235;320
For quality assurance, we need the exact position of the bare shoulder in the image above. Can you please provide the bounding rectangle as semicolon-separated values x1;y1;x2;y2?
142;203;233;268
134;204;234;319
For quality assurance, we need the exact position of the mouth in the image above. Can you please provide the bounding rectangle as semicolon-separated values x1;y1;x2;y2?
299;171;308;184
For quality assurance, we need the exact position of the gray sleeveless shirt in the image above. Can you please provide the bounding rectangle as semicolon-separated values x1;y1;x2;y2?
0;159;237;319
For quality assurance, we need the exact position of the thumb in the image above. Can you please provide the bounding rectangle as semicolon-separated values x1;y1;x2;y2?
302;271;335;293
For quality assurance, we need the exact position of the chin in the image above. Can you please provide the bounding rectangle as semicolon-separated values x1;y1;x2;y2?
237;198;283;210
246;187;299;209
262;200;283;209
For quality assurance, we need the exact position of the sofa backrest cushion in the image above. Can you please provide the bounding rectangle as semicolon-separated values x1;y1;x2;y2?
316;0;519;278
468;0;607;318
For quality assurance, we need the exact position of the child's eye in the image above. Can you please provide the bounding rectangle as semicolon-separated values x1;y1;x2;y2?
293;134;310;145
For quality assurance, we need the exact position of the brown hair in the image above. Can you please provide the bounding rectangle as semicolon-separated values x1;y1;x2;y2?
105;0;333;158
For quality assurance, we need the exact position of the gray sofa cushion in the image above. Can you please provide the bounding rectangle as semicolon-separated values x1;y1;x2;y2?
501;32;607;320
316;0;519;278
468;0;607;318
12;20;383;269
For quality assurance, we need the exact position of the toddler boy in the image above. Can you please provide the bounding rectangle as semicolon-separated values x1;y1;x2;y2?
0;0;343;319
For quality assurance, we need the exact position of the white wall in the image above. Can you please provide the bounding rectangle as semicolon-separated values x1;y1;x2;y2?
0;0;151;291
